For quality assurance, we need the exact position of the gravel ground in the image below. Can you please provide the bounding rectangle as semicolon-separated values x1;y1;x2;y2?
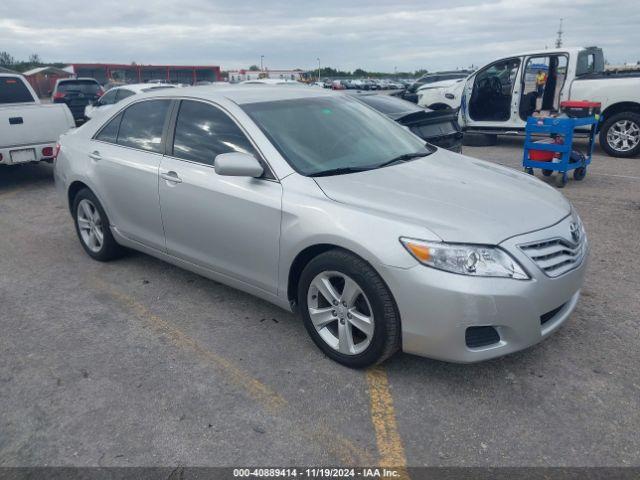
0;136;638;468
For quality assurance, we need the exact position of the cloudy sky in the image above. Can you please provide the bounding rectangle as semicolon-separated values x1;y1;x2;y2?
1;0;639;72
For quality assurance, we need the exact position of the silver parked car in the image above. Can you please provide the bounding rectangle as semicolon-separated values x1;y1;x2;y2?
54;86;588;368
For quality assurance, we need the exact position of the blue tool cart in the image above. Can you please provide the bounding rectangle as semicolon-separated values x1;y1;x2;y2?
522;115;599;188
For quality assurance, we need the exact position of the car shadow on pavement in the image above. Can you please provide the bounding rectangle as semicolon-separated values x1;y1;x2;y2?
0;163;54;193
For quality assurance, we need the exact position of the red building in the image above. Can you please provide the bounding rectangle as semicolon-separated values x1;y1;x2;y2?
22;66;74;98
66;63;221;85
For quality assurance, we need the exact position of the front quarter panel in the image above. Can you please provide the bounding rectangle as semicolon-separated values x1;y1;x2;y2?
277;174;437;299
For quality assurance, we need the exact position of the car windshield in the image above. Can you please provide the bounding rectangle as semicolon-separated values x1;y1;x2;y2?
241;96;431;176
57;80;100;94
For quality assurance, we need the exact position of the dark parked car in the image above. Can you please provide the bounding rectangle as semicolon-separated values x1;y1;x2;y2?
351;93;463;152
52;78;103;125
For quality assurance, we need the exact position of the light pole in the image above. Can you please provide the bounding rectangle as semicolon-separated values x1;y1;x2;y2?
317;57;321;82
260;55;264;71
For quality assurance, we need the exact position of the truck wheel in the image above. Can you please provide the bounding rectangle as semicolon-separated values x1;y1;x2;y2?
462;133;498;147
599;111;640;158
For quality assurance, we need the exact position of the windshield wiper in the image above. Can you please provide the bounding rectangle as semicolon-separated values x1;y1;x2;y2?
309;150;432;177
375;152;429;169
308;166;376;177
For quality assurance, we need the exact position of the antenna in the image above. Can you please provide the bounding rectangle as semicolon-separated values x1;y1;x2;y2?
555;18;564;48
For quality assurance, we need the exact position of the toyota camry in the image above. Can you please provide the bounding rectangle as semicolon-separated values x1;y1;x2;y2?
54;86;588;367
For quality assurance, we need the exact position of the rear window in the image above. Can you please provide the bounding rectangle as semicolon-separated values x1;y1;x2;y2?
0;77;35;104
56;80;100;94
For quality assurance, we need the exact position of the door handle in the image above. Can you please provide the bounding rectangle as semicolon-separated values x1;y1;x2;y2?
88;151;101;161
161;171;182;183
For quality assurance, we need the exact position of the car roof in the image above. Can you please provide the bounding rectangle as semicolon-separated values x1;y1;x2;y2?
58;77;99;82
506;47;585;58
110;83;175;93
135;84;335;105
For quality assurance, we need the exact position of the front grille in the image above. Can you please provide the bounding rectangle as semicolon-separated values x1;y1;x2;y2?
540;303;565;325
519;236;586;278
465;326;500;348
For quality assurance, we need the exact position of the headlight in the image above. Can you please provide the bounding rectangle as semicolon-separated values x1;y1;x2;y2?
400;238;529;279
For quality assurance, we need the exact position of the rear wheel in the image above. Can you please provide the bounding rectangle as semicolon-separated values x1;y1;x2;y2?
599;111;640;158
298;250;400;368
462;133;498;147
72;188;124;261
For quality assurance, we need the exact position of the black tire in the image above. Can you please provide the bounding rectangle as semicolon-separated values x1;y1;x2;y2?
599;111;640;158
556;172;568;188
573;167;586;181
72;188;124;261
462;133;498;147
525;167;534;175
542;169;553;177
297;249;401;368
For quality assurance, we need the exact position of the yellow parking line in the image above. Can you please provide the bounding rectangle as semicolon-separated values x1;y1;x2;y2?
93;277;286;411
91;277;374;465
366;366;408;473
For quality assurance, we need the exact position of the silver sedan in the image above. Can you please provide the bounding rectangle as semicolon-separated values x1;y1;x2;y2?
54;86;588;367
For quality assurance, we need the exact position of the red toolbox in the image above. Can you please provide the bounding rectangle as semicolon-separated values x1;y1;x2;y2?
560;101;601;118
528;137;563;161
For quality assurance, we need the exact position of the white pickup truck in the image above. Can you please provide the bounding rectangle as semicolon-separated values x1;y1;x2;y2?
1;73;75;166
417;47;640;157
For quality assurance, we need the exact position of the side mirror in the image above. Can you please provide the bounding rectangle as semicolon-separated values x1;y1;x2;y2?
214;152;264;178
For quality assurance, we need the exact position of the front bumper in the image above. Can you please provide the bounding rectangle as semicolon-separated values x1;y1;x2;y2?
382;217;588;363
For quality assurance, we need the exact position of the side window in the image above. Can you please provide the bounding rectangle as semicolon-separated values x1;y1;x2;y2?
172;100;256;165
95;112;123;143
115;89;135;102
98;89;117;105
576;52;595;76
117;100;171;153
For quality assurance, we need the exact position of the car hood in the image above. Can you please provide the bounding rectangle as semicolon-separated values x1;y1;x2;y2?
417;79;463;91
313;149;571;244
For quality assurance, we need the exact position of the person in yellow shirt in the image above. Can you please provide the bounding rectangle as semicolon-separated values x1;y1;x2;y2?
536;70;547;97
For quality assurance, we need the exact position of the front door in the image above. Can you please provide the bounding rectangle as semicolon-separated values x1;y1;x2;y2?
463;57;522;129
158;99;282;294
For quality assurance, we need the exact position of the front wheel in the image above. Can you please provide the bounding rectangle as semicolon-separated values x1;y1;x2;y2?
298;250;401;368
599;111;640;158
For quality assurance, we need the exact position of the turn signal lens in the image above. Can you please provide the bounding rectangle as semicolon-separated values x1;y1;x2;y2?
403;241;432;262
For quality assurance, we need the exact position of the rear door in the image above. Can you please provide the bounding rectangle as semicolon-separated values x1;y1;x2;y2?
89;99;172;250
158;99;282;293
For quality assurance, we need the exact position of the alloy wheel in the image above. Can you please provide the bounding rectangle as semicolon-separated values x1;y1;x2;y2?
607;119;640;153
307;271;375;355
77;199;104;253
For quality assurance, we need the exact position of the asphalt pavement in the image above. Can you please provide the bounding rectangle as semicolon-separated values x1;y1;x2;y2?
0;136;639;468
